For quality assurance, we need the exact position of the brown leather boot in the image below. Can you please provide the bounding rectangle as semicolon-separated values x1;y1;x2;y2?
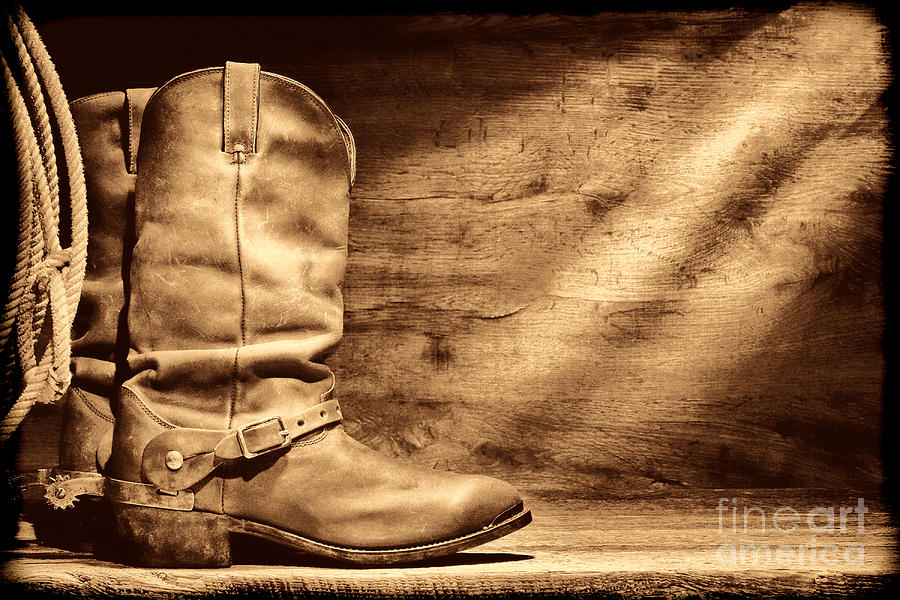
105;62;530;567
18;89;154;548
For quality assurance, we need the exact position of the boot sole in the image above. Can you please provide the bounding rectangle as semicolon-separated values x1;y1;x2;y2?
110;501;532;567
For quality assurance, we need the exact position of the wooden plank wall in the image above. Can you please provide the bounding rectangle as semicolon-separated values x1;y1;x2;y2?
23;5;888;499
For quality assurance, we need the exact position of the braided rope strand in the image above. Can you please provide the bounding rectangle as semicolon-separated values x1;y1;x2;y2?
15;7;88;316
1;5;87;440
1;53;55;435
7;13;60;229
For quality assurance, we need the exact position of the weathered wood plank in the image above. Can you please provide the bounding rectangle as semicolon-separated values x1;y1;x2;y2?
2;491;897;598
23;5;888;497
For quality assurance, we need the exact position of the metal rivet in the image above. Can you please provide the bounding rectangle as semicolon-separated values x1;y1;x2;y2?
320;410;326;418
233;143;245;153
297;419;305;427
55;488;67;499
165;450;184;471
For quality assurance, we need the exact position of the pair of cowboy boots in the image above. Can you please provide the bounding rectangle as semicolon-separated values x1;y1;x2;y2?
26;62;530;566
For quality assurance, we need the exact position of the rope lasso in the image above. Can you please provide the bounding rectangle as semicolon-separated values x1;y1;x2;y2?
0;5;87;441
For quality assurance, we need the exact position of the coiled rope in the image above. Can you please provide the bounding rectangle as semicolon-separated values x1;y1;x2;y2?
0;5;87;440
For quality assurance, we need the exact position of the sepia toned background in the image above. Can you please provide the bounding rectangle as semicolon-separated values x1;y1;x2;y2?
16;4;889;502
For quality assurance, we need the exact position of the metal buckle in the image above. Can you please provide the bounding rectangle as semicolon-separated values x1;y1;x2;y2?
234;416;291;458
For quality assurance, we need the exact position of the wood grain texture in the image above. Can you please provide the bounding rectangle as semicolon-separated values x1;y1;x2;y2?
20;5;888;498
2;491;897;598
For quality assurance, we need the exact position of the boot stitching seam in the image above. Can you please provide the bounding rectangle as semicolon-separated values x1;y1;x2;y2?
266;76;343;142
70;90;121;107
250;69;259;151
127;94;134;171
126;93;138;174
121;387;175;429
224;64;232;152
292;427;329;448
229;158;248;426
72;387;115;423
148;70;339;144
226;144;248;513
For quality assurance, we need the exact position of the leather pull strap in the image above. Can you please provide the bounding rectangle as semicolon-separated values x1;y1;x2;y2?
141;399;342;492
125;87;155;174
223;61;260;156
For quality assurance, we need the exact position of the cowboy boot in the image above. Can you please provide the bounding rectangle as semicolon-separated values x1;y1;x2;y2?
18;88;154;549
105;61;530;567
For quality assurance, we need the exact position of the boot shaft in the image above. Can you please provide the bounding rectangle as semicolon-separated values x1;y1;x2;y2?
58;89;153;473
69;88;153;397
124;63;353;429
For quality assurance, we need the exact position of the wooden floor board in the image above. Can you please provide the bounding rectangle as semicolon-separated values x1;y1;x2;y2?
2;490;896;598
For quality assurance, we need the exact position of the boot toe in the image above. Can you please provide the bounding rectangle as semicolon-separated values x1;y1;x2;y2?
453;474;524;535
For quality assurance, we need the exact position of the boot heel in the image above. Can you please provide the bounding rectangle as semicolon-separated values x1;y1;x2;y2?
110;502;231;567
27;498;101;553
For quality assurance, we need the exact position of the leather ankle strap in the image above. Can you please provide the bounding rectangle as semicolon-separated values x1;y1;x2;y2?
142;399;341;493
